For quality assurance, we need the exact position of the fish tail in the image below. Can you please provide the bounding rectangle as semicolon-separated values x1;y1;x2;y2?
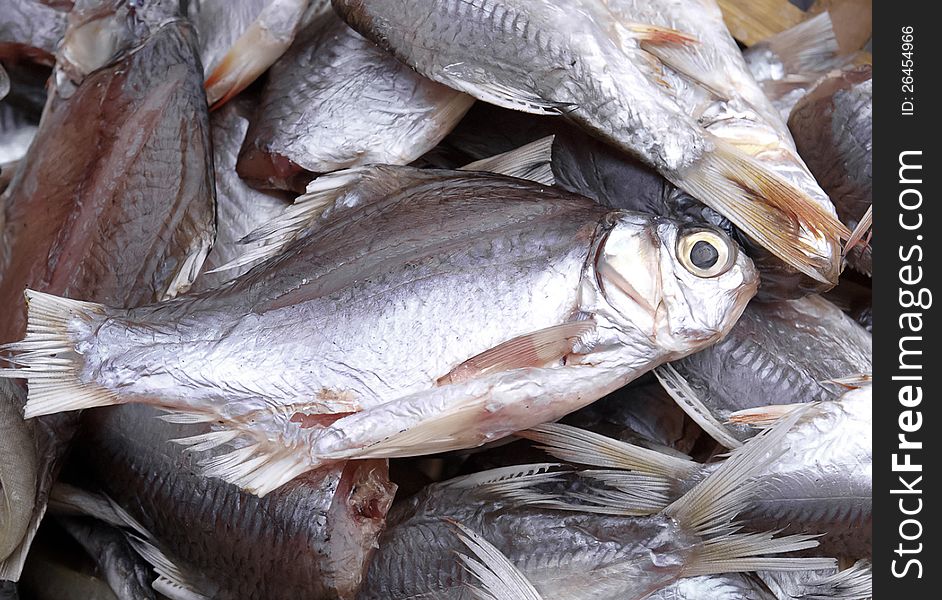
673;137;849;285
760;12;843;75
683;531;836;577
663;406;807;536
0;290;117;419
793;559;872;600
460;135;556;186
664;404;838;576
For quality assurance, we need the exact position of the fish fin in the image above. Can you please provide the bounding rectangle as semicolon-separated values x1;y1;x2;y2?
673;137;849;284
760;12;842;76
191;439;313;497
728;402;813;428
842;204;872;264
461;136;556;185
437;321;595;386
126;535;210;600
491;469;674;516
821;373;872;389
210;167;372;273
683;531;836;578
626;23;699;47
444;463;564;490
0;290;117;418
449;520;545;600
49;483;208;598
633;30;729;98
49;483;149;535
654;365;743;449
161;227;213;300
440;65;575;115
793;560;872;600
663;406;809;536
519;423;698;478
204;0;308;107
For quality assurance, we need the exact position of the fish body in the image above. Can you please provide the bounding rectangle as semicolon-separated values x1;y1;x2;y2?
236;10;473;192
648;574;777;600
360;414;833;599
69;404;395;599
0;1;214;577
333;0;846;291
422;103;731;235
731;387;872;558
193;95;291;290
789;65;872;275
5;166;757;495
667;295;871;441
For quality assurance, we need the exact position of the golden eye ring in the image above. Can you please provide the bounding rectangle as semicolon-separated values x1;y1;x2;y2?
676;228;736;278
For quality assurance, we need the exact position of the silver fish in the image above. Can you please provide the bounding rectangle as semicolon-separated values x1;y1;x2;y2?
56;404;395;599
515;384;872;558
789;65;872;276
657;294;871;444
188;0;329;106
236;10;474;192
332;0;847;290
4;165;757;496
359;412;834;599
0;0;215;579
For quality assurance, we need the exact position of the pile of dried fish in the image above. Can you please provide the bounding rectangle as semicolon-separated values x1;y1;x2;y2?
1;1;872;598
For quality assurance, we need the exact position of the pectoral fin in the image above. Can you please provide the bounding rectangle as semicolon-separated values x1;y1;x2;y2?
438;321;595;386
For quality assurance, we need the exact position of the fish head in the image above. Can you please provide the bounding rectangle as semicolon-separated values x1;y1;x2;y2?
595;214;757;353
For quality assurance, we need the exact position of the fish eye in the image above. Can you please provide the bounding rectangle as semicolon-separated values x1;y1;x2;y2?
677;228;735;278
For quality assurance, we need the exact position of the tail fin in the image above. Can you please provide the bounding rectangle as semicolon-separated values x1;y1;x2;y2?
461;136;556;186
450;520;545;600
663;406;808;536
665;406;836;577
760;12;843;76
674;137;849;284
794;560;872;600
683;531;835;577
0;290;116;418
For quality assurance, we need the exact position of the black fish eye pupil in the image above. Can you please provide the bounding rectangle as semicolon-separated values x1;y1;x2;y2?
690;240;719;269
